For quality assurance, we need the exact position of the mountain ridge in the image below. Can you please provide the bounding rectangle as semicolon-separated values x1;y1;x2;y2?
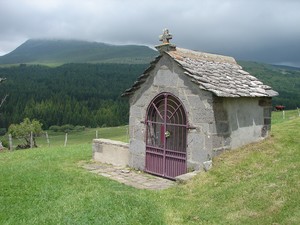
0;39;158;65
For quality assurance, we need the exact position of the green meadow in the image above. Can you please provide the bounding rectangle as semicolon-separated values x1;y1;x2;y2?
0;110;299;224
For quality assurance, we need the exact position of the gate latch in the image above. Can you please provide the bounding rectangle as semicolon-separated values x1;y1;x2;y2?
165;131;171;138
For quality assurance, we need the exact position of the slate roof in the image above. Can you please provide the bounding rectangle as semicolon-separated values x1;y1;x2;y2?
122;47;278;97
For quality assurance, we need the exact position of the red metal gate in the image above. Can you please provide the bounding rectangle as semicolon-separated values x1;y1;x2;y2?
145;93;187;179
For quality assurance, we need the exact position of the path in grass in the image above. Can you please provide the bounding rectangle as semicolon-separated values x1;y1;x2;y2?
82;162;174;190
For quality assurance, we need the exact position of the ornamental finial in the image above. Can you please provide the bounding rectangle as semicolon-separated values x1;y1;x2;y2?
159;28;172;44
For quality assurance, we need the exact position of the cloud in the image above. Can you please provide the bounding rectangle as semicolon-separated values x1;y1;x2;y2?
0;0;300;66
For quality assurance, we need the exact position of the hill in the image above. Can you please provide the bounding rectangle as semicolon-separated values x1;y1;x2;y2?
0;39;158;65
0;114;299;224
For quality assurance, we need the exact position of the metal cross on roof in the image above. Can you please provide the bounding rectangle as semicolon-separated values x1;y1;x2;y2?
159;29;172;43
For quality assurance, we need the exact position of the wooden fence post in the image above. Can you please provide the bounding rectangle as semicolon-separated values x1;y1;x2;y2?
282;110;285;119
45;132;50;147
126;127;129;142
96;130;98;139
30;131;33;149
64;133;68;147
9;134;13;151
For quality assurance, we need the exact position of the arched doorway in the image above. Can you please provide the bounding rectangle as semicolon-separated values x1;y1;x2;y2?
145;92;188;179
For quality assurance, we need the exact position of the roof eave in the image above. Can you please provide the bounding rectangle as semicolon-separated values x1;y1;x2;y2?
121;54;162;97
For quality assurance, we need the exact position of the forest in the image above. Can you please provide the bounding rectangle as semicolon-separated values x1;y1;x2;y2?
238;61;300;109
0;61;299;131
0;63;147;129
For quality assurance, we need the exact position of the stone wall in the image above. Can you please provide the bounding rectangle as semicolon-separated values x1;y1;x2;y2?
210;97;231;156
209;96;273;155
93;139;129;167
222;97;269;149
259;98;273;137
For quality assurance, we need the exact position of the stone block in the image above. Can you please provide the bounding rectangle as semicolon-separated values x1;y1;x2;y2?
259;98;272;106
187;95;204;110
203;160;212;171
153;67;178;87
187;132;204;149
204;135;213;151
264;118;271;126
193;108;214;123
215;121;229;134
199;123;210;133
182;81;204;96
213;147;228;157
129;139;146;155
176;74;187;88
264;107;272;118
129;153;145;170
175;170;201;183
224;136;231;147
158;86;180;97
130;105;143;120
132;124;145;140
214;110;227;121
187;161;202;171
212;135;224;149
261;125;269;137
209;123;217;134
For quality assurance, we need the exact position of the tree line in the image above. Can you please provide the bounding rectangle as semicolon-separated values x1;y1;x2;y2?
238;61;300;109
0;63;147;129
1;61;299;131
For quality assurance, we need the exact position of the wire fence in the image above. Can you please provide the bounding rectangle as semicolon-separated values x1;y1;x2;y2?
272;108;300;125
3;108;299;151
0;126;129;151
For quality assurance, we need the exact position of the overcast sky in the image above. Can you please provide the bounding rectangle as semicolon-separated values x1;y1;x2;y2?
0;0;299;67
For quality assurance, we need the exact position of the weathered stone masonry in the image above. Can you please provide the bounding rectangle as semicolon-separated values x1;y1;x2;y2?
123;44;277;174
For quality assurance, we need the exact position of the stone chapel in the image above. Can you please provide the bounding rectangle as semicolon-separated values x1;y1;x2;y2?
121;29;278;179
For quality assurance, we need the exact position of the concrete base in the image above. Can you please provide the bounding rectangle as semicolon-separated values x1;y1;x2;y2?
93;139;129;167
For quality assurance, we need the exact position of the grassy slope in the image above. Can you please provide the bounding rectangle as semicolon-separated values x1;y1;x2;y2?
0;111;299;224
162;112;300;224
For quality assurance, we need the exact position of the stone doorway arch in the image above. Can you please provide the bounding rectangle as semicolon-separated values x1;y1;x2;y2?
145;92;188;179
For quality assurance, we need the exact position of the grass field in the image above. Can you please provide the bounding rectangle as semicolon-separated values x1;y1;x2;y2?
42;125;129;146
0;110;299;224
1;126;129;149
271;108;300;125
